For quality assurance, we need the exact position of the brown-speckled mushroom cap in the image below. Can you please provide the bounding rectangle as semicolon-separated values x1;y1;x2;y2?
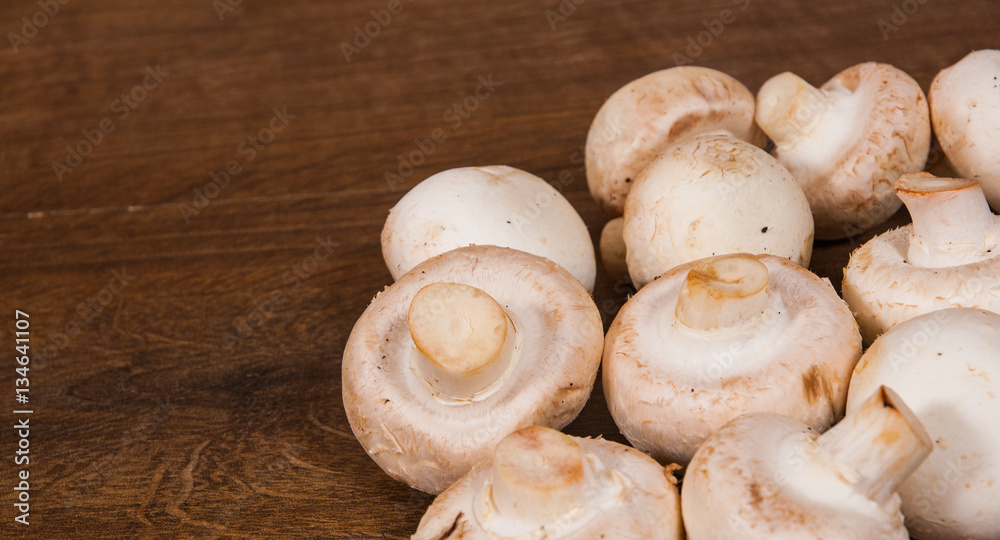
585;66;763;216
756;63;931;239
412;426;684;540
603;253;861;465
342;246;604;494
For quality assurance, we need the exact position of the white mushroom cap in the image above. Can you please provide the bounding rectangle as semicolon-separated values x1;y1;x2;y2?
603;253;860;465
623;135;814;289
342;246;604;493
585;66;763;216
382;166;597;292
842;172;1000;343
682;387;932;539
412;425;684;540
930;50;1000;209
847;308;1000;540
598;217;629;283
756;63;931;239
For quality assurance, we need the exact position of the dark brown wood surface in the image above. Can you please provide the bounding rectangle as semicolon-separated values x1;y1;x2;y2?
1;0;997;537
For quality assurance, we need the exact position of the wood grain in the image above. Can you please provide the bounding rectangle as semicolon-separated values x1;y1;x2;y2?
1;0;997;537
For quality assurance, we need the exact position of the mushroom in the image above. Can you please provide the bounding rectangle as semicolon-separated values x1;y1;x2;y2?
412;425;684;540
342;246;604;493
930;50;1000;209
603;253;861;465
585;66;764;216
755;63;931;239
599;217;629;283
381;165;597;292
847;308;1000;540
842;172;1000;343
623;135;814;289
682;386;932;539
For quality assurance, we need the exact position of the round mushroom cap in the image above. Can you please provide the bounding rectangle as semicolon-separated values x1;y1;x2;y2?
842;220;1000;344
847;308;1000;540
622;135;814;289
585;66;763;216
930;50;1000;209
412;426;684;540
682;412;910;539
603;253;861;465
342;246;604;494
758;63;931;239
381;165;597;292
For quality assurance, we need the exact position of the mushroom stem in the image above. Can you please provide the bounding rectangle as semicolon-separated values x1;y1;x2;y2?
600;217;629;283
409;282;513;399
489;426;593;527
818;386;932;505
755;72;829;147
895;172;999;268
675;255;771;332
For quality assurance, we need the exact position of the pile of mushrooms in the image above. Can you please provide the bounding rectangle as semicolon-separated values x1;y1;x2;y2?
338;52;1000;538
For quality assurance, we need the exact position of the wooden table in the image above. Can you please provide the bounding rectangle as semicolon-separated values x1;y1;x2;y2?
2;0;996;537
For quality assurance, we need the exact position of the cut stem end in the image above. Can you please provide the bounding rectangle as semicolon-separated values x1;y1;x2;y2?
490;426;590;526
409;282;511;398
676;254;771;332
755;72;829;147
